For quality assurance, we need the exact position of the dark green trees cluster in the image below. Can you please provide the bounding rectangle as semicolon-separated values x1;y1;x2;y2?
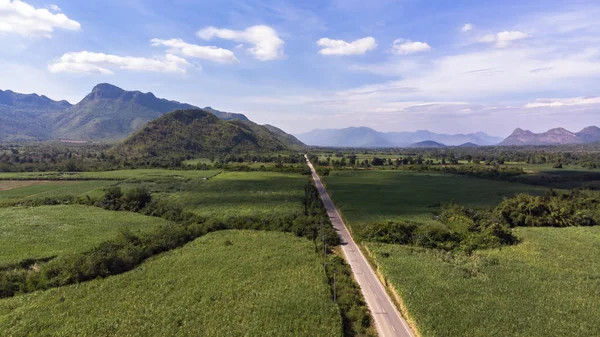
360;204;516;253
497;190;600;227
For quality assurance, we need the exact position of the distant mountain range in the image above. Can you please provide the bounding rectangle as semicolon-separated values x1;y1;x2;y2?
295;127;503;147
0;83;303;149
500;126;600;146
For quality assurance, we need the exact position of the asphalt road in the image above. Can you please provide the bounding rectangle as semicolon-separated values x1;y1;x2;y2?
305;156;414;337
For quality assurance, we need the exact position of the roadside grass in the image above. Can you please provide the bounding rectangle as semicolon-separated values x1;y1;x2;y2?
0;205;166;267
166;171;306;219
322;170;548;231
0;169;221;181
366;227;600;337
0;180;113;205
0;230;342;337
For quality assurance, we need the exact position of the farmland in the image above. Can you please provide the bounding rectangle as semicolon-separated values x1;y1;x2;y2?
366;227;600;337
322;168;600;336
165;171;307;218
322;170;548;230
0;205;166;266
0;180;113;205
0;231;342;337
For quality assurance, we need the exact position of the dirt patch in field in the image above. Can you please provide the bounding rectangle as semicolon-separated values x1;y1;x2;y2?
0;181;56;191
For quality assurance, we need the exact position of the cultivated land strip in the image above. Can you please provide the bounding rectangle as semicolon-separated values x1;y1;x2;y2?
305;155;414;337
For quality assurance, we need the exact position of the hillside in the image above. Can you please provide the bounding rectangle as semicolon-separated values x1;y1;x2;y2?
51;84;196;141
296;127;502;147
500;126;600;146
410;140;446;148
0;89;72;141
263;124;306;149
112;109;288;159
202;107;249;121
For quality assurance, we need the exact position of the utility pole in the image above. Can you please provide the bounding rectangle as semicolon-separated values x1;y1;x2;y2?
333;270;337;302
323;227;327;270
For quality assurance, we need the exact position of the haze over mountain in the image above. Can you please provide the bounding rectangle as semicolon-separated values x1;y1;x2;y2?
112;109;289;160
499;126;600;146
296;127;503;148
0;89;72;142
0;84;302;147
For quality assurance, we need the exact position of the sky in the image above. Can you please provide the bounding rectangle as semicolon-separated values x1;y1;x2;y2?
1;0;599;137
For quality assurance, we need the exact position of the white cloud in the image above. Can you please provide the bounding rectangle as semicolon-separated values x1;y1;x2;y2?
525;96;600;108
462;24;474;32
49;4;61;12
478;31;530;48
0;0;80;37
316;37;377;56
197;25;284;61
392;39;431;55
150;38;237;63
48;51;190;75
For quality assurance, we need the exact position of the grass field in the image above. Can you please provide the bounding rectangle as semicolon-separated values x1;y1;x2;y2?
0;180;113;205
0;231;342;337
366;227;600;337
322;170;548;230
0;205;166;266
0;169;221;181
166;171;307;218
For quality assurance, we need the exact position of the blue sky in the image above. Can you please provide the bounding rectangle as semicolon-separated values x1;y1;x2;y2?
1;0;599;136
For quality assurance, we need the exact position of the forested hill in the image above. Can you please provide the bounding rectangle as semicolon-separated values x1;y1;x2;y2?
111;109;290;162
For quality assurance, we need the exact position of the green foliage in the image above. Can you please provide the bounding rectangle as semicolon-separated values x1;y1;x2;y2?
366;227;600;337
496;189;600;227
0;231;342;337
0;205;165;267
111;109;289;163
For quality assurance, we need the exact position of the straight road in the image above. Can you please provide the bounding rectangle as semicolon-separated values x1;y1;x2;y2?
305;155;414;337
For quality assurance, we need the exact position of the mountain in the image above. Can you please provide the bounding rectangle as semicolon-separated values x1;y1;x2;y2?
112;109;288;159
0;84;302;148
295;127;502;147
51;83;197;141
499;126;600;146
410;140;446;148
458;142;479;147
263;124;305;149
577;126;600;143
202;107;249;122
0;89;72;141
295;127;394;148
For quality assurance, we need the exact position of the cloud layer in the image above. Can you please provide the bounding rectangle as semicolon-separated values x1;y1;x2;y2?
392;39;431;55
48;51;190;75
0;0;80;37
479;31;530;48
317;37;377;55
150;38;237;63
197;25;284;61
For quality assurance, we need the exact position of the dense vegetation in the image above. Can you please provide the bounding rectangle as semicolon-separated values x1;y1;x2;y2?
111;109;289;164
497;189;600;227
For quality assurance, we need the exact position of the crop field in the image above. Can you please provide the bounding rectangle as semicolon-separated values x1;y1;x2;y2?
366;226;600;337
0;180;113;205
322;170;548;230
166;171;307;218
0;169;221;181
0;205;166;266
0;231;342;337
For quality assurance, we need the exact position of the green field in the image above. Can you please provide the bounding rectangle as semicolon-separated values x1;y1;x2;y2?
0;205;166;266
323;170;548;229
167;171;307;218
0;180;113;205
0;231;342;337
0;169;221;181
366;227;600;337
